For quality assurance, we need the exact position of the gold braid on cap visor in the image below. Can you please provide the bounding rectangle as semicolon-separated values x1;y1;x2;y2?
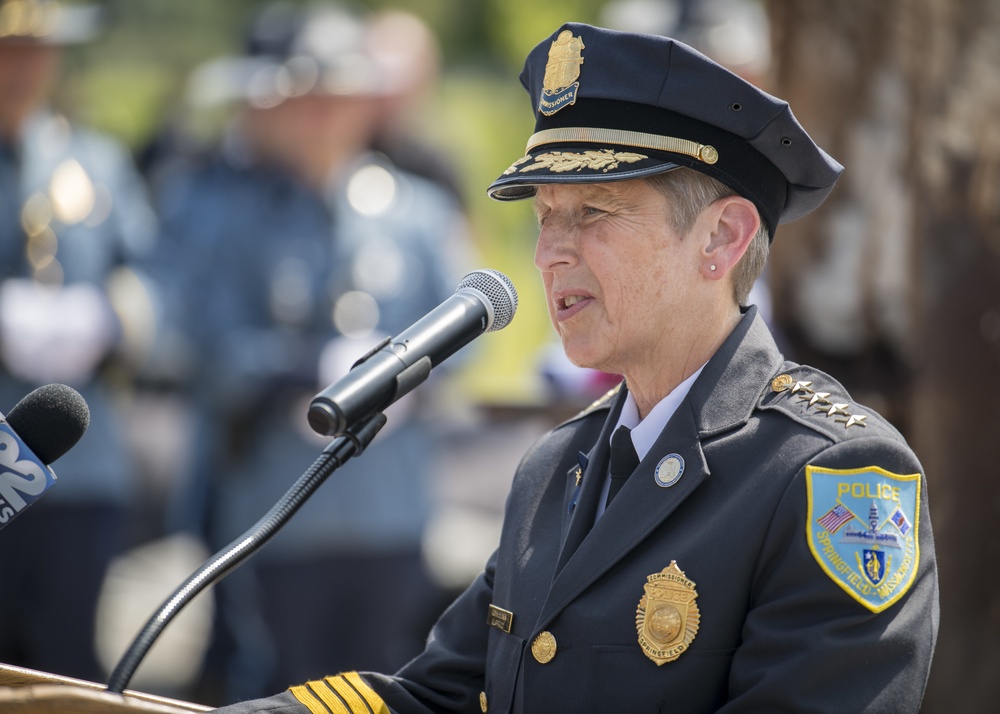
526;127;719;165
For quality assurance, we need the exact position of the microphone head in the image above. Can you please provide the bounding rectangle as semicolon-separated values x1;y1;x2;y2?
5;384;90;465
457;269;518;332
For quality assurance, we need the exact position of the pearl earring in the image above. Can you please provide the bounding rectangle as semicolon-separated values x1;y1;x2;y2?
710;264;717;272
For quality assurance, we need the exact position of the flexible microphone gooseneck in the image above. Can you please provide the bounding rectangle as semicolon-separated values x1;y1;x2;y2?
106;413;387;695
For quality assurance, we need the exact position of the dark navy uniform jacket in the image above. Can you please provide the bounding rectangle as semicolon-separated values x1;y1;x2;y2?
214;307;939;713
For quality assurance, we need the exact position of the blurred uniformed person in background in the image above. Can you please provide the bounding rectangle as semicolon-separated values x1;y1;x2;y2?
365;8;465;212
151;2;473;703
214;21;938;714
0;0;160;683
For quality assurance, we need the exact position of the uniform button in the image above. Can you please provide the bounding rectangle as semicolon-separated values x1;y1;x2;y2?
479;691;488;712
531;631;557;663
771;374;793;392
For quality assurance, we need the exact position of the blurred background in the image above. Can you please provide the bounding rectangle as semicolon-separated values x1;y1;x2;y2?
0;0;997;711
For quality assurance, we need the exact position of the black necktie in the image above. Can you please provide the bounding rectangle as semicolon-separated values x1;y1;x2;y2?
606;425;639;508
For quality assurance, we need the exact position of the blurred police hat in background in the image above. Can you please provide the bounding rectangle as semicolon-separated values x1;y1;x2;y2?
186;1;388;109
0;0;103;45
600;0;771;80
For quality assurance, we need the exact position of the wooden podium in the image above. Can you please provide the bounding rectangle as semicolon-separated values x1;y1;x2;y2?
0;662;213;713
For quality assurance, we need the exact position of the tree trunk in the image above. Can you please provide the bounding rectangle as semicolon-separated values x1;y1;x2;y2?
768;0;1000;710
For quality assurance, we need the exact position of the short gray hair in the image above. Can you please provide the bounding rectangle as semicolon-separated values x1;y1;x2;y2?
645;169;770;306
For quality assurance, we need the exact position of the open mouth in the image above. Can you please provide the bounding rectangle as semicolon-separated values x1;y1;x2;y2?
555;293;591;317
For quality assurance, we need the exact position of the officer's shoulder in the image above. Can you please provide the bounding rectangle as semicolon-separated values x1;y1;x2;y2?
512;384;619;478
760;363;905;445
554;383;621;430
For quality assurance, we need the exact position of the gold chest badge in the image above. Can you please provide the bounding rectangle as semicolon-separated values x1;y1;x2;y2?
539;30;585;116
635;561;700;665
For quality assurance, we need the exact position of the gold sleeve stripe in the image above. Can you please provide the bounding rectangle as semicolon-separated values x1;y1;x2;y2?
289;684;332;714
342;672;390;714
326;675;374;714
288;673;388;714
525;126;719;165
308;679;351;714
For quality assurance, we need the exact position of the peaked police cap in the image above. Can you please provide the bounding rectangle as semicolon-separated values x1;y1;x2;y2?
487;23;844;238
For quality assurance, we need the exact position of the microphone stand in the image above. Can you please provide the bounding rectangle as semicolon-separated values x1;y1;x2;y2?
105;411;388;695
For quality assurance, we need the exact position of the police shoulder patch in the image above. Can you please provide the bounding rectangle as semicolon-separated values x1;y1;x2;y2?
805;465;921;613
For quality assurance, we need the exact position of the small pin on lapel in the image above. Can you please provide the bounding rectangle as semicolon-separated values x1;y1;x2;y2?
654;454;685;488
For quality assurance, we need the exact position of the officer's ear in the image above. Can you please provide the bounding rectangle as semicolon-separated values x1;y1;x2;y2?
698;196;759;279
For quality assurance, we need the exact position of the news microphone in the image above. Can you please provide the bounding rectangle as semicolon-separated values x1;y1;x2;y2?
308;268;518;436
0;383;90;528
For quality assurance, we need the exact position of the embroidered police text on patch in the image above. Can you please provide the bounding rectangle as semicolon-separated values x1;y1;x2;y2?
805;465;921;613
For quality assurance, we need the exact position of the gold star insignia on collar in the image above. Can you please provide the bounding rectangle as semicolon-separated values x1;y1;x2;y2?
836;414;868;428
801;391;831;406
775;378;862;427
789;380;813;395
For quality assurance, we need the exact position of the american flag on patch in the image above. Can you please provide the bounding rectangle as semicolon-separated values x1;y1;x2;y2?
818;503;855;533
890;506;911;535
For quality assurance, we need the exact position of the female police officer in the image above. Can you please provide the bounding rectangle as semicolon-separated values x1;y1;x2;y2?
215;22;938;713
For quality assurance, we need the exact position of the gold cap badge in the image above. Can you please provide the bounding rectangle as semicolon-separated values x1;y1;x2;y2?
635;561;700;665
539;30;584;116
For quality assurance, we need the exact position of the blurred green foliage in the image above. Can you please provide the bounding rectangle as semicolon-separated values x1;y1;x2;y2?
54;0;611;403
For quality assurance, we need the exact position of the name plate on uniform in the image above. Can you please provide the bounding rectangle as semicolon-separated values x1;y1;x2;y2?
487;604;514;633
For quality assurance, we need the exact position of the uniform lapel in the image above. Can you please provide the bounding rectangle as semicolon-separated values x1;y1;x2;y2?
537;307;784;628
555;394;624;574
541;398;708;623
